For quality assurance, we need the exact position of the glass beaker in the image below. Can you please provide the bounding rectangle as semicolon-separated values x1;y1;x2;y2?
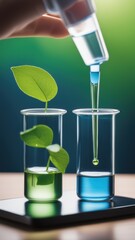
73;108;120;201
21;108;67;202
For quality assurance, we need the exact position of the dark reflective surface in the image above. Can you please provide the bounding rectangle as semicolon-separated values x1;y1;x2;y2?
0;192;135;228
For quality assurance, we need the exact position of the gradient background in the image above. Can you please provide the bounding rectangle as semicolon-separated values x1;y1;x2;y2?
0;0;135;172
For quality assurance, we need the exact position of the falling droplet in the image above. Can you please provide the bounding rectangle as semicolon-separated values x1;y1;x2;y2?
92;158;99;166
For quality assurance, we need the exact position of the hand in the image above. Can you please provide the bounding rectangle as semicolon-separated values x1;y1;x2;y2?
0;0;69;39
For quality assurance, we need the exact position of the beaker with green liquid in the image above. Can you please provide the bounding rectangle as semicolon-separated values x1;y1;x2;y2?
21;108;67;202
73;108;119;201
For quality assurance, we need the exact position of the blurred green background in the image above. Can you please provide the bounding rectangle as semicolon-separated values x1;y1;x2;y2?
0;0;135;172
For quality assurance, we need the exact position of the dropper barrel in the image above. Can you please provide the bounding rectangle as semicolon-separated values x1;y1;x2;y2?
43;0;95;17
43;0;109;65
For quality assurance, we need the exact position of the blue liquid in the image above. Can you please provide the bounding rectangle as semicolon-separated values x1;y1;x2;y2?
77;172;114;201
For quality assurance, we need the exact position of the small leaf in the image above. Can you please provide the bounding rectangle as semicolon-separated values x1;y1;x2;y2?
48;147;69;173
20;125;53;148
11;65;58;103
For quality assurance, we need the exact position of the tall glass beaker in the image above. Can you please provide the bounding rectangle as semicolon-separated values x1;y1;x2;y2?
21;108;67;202
73;108;119;201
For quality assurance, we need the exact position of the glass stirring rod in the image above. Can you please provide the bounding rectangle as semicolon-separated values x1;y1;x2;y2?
90;64;100;165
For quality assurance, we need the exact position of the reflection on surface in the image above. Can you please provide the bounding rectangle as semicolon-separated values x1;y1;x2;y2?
25;201;61;218
78;199;114;212
1;195;135;240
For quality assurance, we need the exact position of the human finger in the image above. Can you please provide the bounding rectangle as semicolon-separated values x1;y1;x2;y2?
9;14;69;38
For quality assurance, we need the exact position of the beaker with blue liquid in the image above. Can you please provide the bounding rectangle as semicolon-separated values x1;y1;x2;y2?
73;109;119;201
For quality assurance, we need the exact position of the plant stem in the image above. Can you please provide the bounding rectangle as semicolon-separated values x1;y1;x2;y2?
45;101;48;112
46;156;51;172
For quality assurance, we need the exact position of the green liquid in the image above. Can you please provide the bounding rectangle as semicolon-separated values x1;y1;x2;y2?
90;65;100;165
24;167;62;202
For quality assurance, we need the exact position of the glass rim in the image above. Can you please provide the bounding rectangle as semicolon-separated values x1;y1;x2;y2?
72;108;120;116
20;108;67;116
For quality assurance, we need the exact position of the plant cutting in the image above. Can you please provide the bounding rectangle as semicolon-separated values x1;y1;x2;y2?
11;65;69;201
11;65;58;111
20;124;69;174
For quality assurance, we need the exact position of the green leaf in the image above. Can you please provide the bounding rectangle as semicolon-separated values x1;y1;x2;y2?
11;65;58;103
37;174;54;185
20;125;53;148
48;147;69;173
